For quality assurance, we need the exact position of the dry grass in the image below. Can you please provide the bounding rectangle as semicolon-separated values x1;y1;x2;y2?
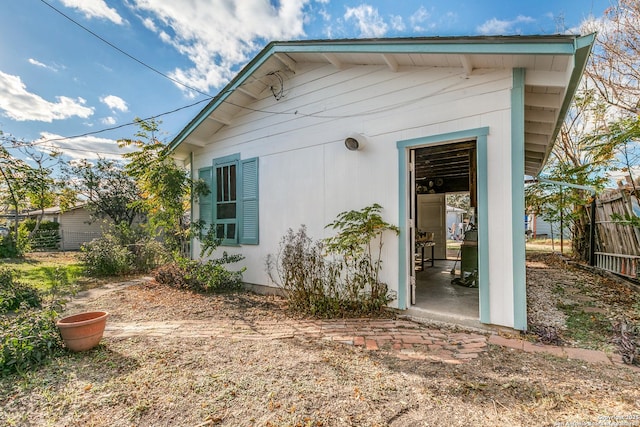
1;254;640;426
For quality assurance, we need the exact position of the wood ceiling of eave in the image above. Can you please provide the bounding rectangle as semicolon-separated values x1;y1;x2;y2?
414;141;474;180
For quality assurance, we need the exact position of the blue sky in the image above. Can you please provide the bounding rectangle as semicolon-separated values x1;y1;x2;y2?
0;0;611;162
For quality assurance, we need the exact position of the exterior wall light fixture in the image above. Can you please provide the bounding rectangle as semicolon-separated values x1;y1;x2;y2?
345;133;366;151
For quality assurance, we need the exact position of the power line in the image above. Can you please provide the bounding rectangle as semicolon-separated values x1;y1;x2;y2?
30;97;210;145
38;0;214;98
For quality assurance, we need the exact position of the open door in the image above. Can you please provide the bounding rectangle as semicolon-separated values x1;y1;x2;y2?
408;149;416;305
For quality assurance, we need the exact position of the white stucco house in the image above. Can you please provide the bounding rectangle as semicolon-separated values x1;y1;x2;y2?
169;35;595;330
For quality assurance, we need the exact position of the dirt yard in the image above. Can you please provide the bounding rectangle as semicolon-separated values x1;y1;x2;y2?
1;253;639;426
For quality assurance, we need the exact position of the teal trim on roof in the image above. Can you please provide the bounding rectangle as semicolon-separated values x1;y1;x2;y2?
272;40;576;55
169;35;594;153
397;127;489;315
512;68;527;331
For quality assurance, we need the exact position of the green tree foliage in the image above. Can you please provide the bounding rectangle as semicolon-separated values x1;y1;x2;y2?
0;133;59;255
529;1;640;259
119;118;192;253
65;159;143;227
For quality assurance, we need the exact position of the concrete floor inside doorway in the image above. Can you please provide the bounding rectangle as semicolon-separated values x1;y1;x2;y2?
409;259;484;330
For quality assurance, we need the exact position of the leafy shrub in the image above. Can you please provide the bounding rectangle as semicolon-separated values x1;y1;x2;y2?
185;254;246;292
0;268;41;313
155;222;246;293
155;253;245;293
324;204;399;311
81;234;132;277
0;270;64;377
267;204;399;318
1;307;63;377
0;234;20;258
81;222;172;277
128;238;171;273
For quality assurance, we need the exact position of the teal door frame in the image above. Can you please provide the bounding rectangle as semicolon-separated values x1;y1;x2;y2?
397;127;490;324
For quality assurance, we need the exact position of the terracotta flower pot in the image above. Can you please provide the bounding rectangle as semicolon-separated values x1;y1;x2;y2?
56;311;109;352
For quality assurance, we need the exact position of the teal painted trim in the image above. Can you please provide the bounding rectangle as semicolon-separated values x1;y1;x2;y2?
397;127;490;318
273;41;575;56
213;153;240;167
476;134;490;324
397;128;489;149
575;33;596;50
397;151;408;310
512;68;527;331
239;157;260;245
190;152;195;260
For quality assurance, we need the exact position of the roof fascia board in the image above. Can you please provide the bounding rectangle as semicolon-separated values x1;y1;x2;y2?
272;40;577;55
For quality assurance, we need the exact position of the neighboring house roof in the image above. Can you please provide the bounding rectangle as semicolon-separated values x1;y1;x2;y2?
25;203;87;217
169;35;595;176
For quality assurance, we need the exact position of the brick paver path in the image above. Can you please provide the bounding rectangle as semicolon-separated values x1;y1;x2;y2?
105;318;488;365
75;279;632;369
105;317;633;369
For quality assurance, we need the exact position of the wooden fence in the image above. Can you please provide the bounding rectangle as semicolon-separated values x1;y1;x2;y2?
593;188;640;279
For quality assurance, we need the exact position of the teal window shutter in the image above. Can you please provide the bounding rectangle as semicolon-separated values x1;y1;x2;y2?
198;167;213;230
239;157;259;244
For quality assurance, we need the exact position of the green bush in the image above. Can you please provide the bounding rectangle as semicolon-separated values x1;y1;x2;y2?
128;238;171;273
0;234;20;259
267;204;398;318
0;268;41;313
155;253;245;293
1;307;63;377
81;222;172;277
0;269;64;377
81;234;132;277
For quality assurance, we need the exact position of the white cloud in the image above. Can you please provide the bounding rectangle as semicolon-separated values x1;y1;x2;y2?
344;5;388;38
101;116;117;125
0;71;94;122
477;15;535;35
141;16;157;32
390;15;405;32
28;58;58;72
37;132;130;161
59;0;123;25
132;0;310;94
318;8;331;22
409;6;431;32
100;95;128;112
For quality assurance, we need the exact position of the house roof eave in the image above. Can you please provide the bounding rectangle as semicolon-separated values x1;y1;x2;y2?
169;34;595;156
536;32;597;176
